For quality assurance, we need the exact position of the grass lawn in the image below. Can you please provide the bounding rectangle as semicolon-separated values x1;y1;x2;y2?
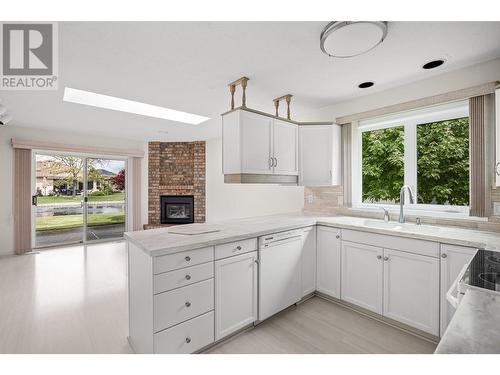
36;213;125;231
37;192;125;204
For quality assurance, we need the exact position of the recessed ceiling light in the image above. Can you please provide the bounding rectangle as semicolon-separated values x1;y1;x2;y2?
63;87;210;125
422;59;445;70
320;21;388;58
358;81;374;89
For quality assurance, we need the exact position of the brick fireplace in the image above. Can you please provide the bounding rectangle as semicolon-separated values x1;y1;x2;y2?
147;141;206;228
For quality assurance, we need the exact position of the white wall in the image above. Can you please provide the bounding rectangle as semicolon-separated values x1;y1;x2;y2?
307;58;500;121
205;137;304;222
0;125;147;256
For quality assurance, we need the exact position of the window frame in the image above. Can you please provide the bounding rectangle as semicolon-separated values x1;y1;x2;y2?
352;101;470;215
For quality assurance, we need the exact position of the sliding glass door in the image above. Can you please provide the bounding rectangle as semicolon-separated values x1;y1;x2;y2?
34;154;85;247
85;158;126;242
33;153;127;248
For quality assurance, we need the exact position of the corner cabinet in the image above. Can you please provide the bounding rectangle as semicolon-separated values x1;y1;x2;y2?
316;226;341;298
299;124;341;186
222;108;298;181
439;244;477;336
301;226;317;297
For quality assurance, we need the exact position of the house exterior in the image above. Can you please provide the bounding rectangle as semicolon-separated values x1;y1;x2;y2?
35;160;116;196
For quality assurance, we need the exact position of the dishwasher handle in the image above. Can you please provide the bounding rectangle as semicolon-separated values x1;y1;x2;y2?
260;235;302;248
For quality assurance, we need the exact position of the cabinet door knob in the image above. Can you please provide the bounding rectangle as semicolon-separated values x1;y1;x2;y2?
236;245;242;251
254;259;260;264
185;274;191;280
383;256;389;261
185;301;191;307
185;256;191;262
185;337;191;344
377;255;382;260
441;253;447;259
335;235;340;239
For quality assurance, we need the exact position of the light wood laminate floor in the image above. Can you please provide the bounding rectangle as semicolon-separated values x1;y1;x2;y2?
0;242;436;354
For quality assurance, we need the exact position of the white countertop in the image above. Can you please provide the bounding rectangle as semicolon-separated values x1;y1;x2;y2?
125;212;500;257
435;289;500;354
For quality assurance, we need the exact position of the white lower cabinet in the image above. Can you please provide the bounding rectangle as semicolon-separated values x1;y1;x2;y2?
383;249;439;336
301;226;317;297
215;251;258;340
439;244;477;336
316;226;341;298
341;241;383;314
154;311;214;354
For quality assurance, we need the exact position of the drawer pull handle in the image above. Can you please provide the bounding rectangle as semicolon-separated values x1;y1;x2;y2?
185;274;191;280
236;246;242;251
185;337;191;344
185;256;191;262
185;301;191;307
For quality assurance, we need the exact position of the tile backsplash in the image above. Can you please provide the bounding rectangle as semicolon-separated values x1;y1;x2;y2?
304;186;500;233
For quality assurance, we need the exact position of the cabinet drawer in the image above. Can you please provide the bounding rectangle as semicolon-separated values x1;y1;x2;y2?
154;279;214;332
154;262;214;294
215;238;258;260
154;246;214;274
342;229;439;258
154;311;214;354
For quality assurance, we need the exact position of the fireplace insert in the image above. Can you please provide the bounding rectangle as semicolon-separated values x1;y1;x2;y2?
160;195;194;224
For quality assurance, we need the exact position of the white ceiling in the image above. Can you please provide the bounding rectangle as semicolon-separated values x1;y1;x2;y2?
2;21;500;141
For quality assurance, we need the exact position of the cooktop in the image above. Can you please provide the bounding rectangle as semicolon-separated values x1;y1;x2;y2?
464;250;500;292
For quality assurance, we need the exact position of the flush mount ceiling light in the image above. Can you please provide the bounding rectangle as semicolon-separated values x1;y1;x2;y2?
358;81;374;89
422;59;446;70
63;87;210;125
320;21;388;58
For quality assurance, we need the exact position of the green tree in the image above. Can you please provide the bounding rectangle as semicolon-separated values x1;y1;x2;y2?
362;118;469;206
362;127;404;203
417;118;469;205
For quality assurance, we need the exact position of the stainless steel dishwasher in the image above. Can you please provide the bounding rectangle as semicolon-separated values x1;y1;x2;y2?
258;229;303;321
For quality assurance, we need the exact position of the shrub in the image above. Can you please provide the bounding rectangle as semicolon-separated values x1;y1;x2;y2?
90;191;105;197
102;184;114;195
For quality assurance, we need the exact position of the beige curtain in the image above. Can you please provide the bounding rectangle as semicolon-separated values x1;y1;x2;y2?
469;95;493;217
14;148;32;254
341;123;352;207
132;157;143;231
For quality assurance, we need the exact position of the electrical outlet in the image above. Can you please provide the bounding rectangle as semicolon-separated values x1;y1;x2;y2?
494;202;500;216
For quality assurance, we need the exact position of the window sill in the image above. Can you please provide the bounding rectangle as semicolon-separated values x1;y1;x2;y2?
350;204;488;222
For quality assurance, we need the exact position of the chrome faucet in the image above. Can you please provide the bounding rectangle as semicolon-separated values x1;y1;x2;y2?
399;185;415;223
379;207;389;222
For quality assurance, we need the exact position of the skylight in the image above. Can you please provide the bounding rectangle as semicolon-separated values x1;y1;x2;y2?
63;87;210;125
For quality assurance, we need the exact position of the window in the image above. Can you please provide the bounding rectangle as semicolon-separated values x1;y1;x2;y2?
416;118;469;206
356;101;470;213
362;127;404;203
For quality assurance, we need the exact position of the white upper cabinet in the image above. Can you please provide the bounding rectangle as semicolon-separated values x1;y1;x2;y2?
222;108;298;177
299;124;341;186
273;119;298;175
495;89;500;186
439;244;476;336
